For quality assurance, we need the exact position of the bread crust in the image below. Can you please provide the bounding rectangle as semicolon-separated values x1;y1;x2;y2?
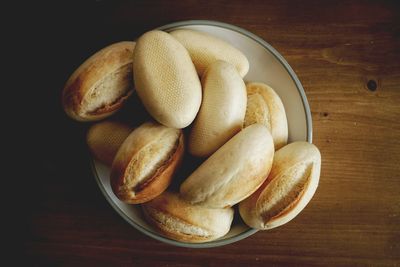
189;60;247;157
170;29;249;77
110;122;184;204
133;30;201;128
142;192;234;243
244;82;288;150
180;124;274;208
62;41;135;121
239;141;321;230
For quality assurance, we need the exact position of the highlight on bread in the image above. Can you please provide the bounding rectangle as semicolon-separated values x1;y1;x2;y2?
86;120;134;166
189;60;247;157
110;122;184;204
133;30;202;129
62;41;135;121
142;191;234;243
170;29;249;77
239;141;321;230
244;82;288;150
180;124;274;209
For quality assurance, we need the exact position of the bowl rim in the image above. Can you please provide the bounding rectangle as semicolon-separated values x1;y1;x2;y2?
91;19;313;248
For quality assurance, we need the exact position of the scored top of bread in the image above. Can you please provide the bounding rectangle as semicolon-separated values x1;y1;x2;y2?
133;30;202;129
62;41;135;121
142;191;234;243
239;141;321;230
170;29;249;77
110;122;184;204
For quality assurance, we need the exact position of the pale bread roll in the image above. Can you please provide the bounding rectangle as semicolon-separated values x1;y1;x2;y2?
86;120;133;166
189;60;247;157
142;191;234;243
110;122;184;204
244;82;288;150
133;30;202;129
239;142;321;230
62;42;135;121
170;29;249;77
180;124;274;208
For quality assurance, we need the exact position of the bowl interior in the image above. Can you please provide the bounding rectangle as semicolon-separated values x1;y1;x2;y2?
92;20;311;248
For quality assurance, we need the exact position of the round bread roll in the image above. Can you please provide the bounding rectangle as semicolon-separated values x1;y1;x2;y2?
180;124;274;208
110;122;184;204
170;29;249;77
189;60;247;157
86;120;133;166
133;30;202;129
239;142;321;230
62;41;135;121
142;191;234;243
244;82;288;150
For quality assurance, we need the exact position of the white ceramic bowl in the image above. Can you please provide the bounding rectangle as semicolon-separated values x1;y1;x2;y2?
91;20;312;248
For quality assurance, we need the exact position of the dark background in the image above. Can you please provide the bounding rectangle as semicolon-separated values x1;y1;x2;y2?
14;1;400;266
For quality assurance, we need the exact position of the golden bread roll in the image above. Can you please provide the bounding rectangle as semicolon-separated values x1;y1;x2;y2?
180;124;274;208
239;142;321;230
244;82;288;150
133;30;202;129
62;41;135;121
110;122;184;204
87;120;134;166
189;60;247;157
170;29;249;77
142;191;234;243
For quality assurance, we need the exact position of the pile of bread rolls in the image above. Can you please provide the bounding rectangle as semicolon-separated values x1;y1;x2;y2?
63;29;321;243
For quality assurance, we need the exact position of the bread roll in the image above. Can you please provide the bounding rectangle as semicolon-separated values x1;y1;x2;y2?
142;191;234;243
239;142;321;230
180;124;274;208
244;82;288;150
170;29;249;77
110;122;184;204
86;120;133;166
189;60;247;157
133;30;202;129
62;42;135;121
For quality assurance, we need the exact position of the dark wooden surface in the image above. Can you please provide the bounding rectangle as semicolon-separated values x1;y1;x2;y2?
22;1;400;266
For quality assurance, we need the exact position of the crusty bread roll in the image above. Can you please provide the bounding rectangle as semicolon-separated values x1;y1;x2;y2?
180;124;274;208
133;30;202;129
244;82;288;150
86;120;133;166
189;60;247;157
110;122;184;204
239;142;321;230
170;29;249;77
62;41;135;121
142;191;234;243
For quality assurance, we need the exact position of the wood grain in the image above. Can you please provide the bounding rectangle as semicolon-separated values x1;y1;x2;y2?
23;1;400;266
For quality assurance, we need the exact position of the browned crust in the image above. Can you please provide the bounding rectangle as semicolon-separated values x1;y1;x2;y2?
61;42;135;121
141;206;212;243
112;132;185;204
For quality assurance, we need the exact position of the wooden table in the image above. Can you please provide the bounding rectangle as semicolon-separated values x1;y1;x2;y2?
24;1;400;266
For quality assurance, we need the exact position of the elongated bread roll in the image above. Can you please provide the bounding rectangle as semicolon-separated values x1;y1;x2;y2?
189;61;247;157
170;29;249;77
133;30;202;129
180;124;274;208
87;120;134;166
142;191;234;243
62;42;135;121
244;82;288;150
110;122;184;204
239;142;321;230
